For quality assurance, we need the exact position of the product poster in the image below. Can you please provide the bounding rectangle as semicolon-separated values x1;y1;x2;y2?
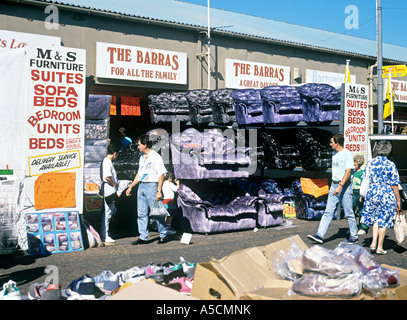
26;211;83;255
342;83;369;160
24;45;86;215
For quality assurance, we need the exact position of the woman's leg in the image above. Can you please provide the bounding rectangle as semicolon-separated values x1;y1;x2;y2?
371;222;378;249
377;226;387;252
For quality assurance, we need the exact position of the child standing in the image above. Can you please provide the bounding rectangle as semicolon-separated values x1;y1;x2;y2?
353;155;369;235
162;172;180;235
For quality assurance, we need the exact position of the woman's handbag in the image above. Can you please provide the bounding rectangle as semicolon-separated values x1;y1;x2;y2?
394;209;407;244
150;200;170;218
360;170;370;198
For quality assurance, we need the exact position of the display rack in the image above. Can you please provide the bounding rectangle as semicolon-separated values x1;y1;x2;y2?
0;176;24;254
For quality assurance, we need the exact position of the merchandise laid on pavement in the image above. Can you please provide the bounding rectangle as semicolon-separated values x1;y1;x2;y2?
1;218;406;301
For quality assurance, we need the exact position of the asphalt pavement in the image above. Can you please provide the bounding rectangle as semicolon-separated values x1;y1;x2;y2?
1;216;406;299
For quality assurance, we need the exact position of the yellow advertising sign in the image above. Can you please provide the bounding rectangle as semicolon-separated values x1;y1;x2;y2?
383;65;407;78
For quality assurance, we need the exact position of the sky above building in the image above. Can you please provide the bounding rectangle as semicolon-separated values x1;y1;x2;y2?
181;0;407;48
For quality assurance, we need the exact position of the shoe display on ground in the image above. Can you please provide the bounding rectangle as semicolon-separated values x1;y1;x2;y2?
94;270;120;295
0;280;22;300
28;282;61;300
115;266;145;285
167;277;193;295
65;275;96;300
145;264;165;283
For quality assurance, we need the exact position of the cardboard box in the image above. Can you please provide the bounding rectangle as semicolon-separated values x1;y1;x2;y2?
108;279;198;300
191;235;306;300
191;235;407;300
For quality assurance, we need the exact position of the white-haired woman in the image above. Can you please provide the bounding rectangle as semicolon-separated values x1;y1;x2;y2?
361;140;401;254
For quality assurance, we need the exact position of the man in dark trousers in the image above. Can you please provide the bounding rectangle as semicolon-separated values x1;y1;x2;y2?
100;142;121;243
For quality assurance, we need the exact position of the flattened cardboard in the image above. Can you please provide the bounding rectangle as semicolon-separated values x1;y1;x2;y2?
108;279;198;300
191;235;306;300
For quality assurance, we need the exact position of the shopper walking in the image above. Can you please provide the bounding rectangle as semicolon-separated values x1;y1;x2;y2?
307;133;358;244
100;142;121;243
162;171;180;235
360;140;401;255
119;127;132;151
125;134;169;244
353;155;369;235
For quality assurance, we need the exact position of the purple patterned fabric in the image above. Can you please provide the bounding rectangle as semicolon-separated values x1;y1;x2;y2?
231;89;264;125
170;128;251;179
148;92;191;123
210;89;236;124
177;180;283;233
297;83;341;124
186;89;213;125
260;86;304;124
292;179;328;220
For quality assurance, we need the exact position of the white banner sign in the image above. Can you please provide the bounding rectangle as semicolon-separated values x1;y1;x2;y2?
384;78;407;104
342;83;369;157
225;58;290;89
25;46;86;212
96;42;187;85
0;29;60;50
306;69;356;87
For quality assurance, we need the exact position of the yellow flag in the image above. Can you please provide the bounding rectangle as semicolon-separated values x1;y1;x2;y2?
383;79;394;119
344;60;351;83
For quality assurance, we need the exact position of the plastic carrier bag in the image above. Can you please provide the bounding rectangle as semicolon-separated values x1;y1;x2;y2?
394;210;407;244
150;200;170;218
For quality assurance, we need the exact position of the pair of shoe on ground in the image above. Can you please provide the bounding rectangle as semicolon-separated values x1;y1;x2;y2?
307;234;387;254
307;234;358;244
131;236;172;245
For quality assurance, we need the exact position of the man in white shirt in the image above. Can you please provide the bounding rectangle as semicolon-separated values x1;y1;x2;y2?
307;133;358;244
100;142;120;243
126;134;168;244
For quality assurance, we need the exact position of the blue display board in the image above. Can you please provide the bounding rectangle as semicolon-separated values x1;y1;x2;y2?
26;211;84;255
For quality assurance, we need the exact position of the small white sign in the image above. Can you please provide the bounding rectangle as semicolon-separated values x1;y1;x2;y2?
225;58;290;89
306;69;356;87
180;233;192;245
384;78;407;104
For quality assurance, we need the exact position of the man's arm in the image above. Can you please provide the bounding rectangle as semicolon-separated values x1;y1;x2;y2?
105;176;117;189
334;168;352;195
126;173;139;196
156;174;164;201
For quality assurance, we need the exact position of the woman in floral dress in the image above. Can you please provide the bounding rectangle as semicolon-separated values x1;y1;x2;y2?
361;140;401;255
